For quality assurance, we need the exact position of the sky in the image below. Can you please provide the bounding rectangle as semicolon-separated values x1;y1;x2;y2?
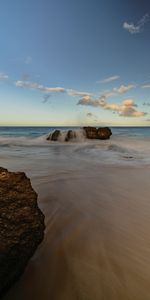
0;0;150;126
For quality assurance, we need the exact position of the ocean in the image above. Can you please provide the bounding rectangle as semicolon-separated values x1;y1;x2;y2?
1;126;150;300
0;126;150;166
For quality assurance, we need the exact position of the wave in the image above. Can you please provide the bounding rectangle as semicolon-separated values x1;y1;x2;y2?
0;129;87;146
47;129;87;143
0;130;150;166
0;134;48;147
108;144;133;154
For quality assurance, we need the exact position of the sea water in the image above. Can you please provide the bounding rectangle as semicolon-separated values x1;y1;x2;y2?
0;126;150;166
1;126;150;300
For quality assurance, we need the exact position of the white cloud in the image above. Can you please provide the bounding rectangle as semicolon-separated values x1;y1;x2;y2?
97;75;120;84
123;22;141;34
67;89;93;97
15;80;65;93
119;99;143;117
0;73;9;80
66;84;135;99
78;95;106;107
114;84;135;94
77;96;146;117
123;13;149;34
142;84;150;88
103;84;135;98
25;56;32;64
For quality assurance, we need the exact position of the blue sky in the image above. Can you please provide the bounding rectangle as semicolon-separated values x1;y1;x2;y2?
0;0;150;126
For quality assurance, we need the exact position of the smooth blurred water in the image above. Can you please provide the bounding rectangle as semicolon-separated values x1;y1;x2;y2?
0;126;150;138
1;126;150;300
0;126;150;166
0;126;78;137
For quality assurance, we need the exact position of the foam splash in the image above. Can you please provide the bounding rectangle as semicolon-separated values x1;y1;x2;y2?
0;130;150;165
0;134;48;147
59;129;86;142
46;129;86;143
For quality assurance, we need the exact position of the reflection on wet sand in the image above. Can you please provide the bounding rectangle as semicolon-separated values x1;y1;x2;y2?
3;159;150;300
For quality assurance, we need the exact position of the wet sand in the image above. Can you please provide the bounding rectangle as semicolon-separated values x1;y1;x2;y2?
2;156;150;300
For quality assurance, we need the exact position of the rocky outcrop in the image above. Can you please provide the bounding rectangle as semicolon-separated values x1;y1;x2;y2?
47;130;61;141
46;133;52;140
83;127;112;140
65;130;77;142
83;127;97;139
46;127;112;142
0;167;45;298
96;127;112;140
51;130;61;141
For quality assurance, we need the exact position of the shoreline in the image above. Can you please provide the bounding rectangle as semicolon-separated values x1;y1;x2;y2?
2;162;150;300
1;127;150;299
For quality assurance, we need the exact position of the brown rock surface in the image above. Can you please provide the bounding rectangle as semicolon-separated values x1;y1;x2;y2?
65;130;77;141
83;127;97;139
46;132;52;140
97;127;112;140
0;167;45;297
50;130;61;141
83;126;112;140
46;127;112;142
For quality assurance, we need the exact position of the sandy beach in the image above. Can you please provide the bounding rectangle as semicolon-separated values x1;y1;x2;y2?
1;136;150;300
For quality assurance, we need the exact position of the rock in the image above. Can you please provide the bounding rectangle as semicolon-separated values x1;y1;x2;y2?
83;126;112;140
0;167;45;298
65;130;76;141
83;127;97;139
46;127;112;142
51;130;61;141
97;127;112;140
46;133;52;141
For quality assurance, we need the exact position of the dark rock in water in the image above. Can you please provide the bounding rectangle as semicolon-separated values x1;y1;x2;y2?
50;130;61;141
0;167;45;298
97;127;112;140
46;127;112;142
83;127;97;139
46;133;52;140
65;130;76;142
83;126;112;140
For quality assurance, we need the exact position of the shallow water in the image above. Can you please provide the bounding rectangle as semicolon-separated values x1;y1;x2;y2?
1;127;150;299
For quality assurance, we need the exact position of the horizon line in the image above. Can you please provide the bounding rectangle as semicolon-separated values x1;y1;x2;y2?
0;125;150;128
